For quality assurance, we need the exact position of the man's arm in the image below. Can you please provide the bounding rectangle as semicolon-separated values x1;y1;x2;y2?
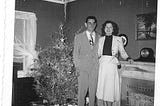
73;34;80;68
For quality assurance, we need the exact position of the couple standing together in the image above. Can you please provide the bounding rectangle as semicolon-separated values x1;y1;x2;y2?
73;16;133;106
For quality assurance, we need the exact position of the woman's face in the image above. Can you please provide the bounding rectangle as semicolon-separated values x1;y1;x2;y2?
104;23;113;36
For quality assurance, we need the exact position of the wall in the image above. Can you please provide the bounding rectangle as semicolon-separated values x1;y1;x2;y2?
67;0;157;59
15;0;64;48
15;0;157;59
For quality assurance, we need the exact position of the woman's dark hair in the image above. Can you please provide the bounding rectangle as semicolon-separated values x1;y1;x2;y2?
85;16;97;24
101;20;119;36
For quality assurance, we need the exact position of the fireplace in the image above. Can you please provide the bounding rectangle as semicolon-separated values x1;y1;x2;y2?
120;61;155;106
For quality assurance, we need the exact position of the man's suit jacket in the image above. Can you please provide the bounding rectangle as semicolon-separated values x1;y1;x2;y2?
98;35;129;60
73;31;100;72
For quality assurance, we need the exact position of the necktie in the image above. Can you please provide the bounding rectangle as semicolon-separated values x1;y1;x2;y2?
89;33;94;46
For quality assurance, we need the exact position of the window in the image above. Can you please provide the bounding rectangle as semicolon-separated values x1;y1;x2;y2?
14;11;37;76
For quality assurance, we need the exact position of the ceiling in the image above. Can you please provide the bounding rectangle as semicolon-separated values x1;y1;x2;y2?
43;0;76;4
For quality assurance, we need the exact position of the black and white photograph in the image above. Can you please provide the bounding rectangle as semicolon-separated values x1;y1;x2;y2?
0;0;160;106
136;12;157;40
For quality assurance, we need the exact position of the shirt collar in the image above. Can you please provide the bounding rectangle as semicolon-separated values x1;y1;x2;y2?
86;30;95;36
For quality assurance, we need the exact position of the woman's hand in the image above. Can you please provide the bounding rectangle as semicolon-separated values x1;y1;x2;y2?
126;57;134;64
128;58;134;64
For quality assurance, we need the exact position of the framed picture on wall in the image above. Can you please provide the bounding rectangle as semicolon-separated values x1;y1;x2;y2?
136;12;157;40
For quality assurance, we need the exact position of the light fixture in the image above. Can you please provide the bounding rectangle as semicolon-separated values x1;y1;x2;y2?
43;0;76;4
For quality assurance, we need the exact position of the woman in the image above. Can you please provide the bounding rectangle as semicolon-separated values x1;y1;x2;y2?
96;20;133;106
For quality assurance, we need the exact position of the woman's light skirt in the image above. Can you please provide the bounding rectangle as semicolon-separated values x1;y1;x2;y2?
96;55;120;102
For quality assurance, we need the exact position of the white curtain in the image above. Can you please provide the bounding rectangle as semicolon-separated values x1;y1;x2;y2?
14;11;37;72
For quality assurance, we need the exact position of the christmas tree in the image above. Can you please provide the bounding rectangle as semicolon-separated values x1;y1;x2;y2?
32;23;78;105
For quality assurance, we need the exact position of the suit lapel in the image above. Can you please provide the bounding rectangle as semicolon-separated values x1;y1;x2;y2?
112;36;117;56
112;36;115;51
82;31;91;47
94;33;99;45
99;36;105;56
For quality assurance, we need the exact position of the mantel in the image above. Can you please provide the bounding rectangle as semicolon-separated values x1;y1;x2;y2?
120;61;155;81
17;61;155;80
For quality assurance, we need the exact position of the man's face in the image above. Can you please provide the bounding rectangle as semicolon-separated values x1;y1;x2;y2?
85;19;96;32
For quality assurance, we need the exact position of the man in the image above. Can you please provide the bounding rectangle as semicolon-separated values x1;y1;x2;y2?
73;16;100;106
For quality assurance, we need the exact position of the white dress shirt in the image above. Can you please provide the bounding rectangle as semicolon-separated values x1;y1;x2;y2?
86;30;95;44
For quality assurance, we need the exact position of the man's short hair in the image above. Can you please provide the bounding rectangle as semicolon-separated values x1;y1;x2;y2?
85;16;97;23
